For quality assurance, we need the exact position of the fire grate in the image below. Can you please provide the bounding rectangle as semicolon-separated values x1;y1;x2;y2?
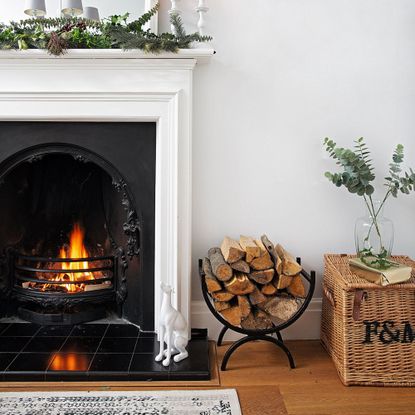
10;251;118;325
13;253;115;295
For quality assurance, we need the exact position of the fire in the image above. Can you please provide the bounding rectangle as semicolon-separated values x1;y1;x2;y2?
56;223;95;293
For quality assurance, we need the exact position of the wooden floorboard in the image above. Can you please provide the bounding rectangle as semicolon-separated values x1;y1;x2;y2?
218;340;415;415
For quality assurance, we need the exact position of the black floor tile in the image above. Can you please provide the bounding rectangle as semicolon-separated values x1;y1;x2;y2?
191;328;208;339
0;324;210;382
22;337;66;353
3;372;45;381
0;353;17;371
134;337;158;354
0;324;10;336
0;337;31;353
129;353;170;374
60;337;101;353
89;353;132;372
105;324;139;338
168;340;210;373
47;352;93;372
1;323;40;337
97;337;136;353
140;331;156;338
7;352;54;372
71;324;108;337
37;325;73;337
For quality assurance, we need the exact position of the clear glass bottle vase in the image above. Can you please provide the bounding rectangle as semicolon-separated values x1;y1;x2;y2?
354;201;394;258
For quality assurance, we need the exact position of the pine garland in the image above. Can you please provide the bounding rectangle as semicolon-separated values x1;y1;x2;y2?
0;3;212;56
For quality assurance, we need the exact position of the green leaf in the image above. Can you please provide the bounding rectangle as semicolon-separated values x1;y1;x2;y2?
365;184;374;195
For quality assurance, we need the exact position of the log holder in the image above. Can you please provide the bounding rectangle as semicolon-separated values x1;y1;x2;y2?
199;258;316;370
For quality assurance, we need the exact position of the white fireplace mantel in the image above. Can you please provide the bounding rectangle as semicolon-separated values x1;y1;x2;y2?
0;48;214;336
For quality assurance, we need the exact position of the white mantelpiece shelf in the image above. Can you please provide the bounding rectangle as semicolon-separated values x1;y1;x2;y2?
0;48;215;63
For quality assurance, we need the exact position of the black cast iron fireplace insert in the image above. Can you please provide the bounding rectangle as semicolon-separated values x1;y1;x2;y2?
0;122;211;383
0;122;156;330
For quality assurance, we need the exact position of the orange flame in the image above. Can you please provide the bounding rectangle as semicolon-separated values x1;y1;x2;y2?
57;223;94;292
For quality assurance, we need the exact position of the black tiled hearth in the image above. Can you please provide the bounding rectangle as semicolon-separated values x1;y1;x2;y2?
0;323;210;381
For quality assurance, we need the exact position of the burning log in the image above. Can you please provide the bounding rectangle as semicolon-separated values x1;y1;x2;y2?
84;282;112;292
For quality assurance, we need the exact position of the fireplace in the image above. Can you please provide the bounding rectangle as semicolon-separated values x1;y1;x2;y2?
0;122;156;329
0;51;212;382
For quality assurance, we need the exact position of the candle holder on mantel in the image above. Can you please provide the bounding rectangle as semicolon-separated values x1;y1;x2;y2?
199;258;315;370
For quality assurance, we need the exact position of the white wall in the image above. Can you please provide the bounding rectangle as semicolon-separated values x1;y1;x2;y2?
3;0;415;339
158;0;415;337
0;0;145;22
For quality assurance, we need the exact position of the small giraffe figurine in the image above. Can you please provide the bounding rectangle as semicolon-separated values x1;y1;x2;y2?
155;282;189;366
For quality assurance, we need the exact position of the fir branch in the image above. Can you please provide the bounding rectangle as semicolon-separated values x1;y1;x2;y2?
0;5;212;56
127;3;160;33
170;13;186;40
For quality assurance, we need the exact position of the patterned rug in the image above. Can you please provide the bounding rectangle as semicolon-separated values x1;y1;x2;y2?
0;389;241;415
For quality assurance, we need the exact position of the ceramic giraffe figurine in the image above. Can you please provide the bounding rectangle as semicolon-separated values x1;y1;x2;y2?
155;282;188;366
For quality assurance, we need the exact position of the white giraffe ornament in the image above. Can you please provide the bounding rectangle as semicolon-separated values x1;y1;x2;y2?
155;282;189;366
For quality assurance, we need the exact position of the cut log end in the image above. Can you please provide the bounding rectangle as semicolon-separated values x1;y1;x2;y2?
211;290;235;302
214;301;231;312
224;273;255;296
220;306;242;327
237;295;252;319
208;247;233;281
287;274;306;298
240;235;261;263
220;236;245;264
275;244;302;276
202;258;222;293
231;259;250;274
264;296;299;322
249;286;267;305
241;310;273;330
249;268;274;285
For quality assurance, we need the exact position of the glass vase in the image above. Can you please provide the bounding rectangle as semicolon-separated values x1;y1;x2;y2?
354;201;394;259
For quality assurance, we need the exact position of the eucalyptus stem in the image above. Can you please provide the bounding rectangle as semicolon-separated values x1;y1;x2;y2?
324;137;414;269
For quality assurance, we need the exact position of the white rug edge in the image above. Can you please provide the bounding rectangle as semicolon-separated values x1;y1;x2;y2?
0;388;242;414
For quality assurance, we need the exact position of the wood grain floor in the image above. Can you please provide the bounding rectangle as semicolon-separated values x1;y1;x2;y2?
218;340;415;415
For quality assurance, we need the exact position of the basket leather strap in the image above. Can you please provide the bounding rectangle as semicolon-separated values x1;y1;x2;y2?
353;290;367;321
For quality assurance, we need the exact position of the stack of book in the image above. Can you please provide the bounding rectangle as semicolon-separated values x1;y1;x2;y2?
349;258;412;286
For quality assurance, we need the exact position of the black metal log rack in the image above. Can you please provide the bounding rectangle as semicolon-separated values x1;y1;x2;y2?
199;258;316;370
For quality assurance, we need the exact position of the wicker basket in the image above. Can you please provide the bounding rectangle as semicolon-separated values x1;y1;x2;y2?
321;254;415;386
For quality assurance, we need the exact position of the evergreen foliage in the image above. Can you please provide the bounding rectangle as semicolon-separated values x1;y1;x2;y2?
323;137;415;268
0;3;211;56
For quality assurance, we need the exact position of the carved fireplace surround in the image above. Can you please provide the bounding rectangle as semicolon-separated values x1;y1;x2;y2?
0;49;214;336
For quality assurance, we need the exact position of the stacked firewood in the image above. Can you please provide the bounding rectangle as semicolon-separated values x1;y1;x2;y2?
203;235;307;330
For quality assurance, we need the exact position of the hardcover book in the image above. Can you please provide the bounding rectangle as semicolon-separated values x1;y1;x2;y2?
349;258;412;286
